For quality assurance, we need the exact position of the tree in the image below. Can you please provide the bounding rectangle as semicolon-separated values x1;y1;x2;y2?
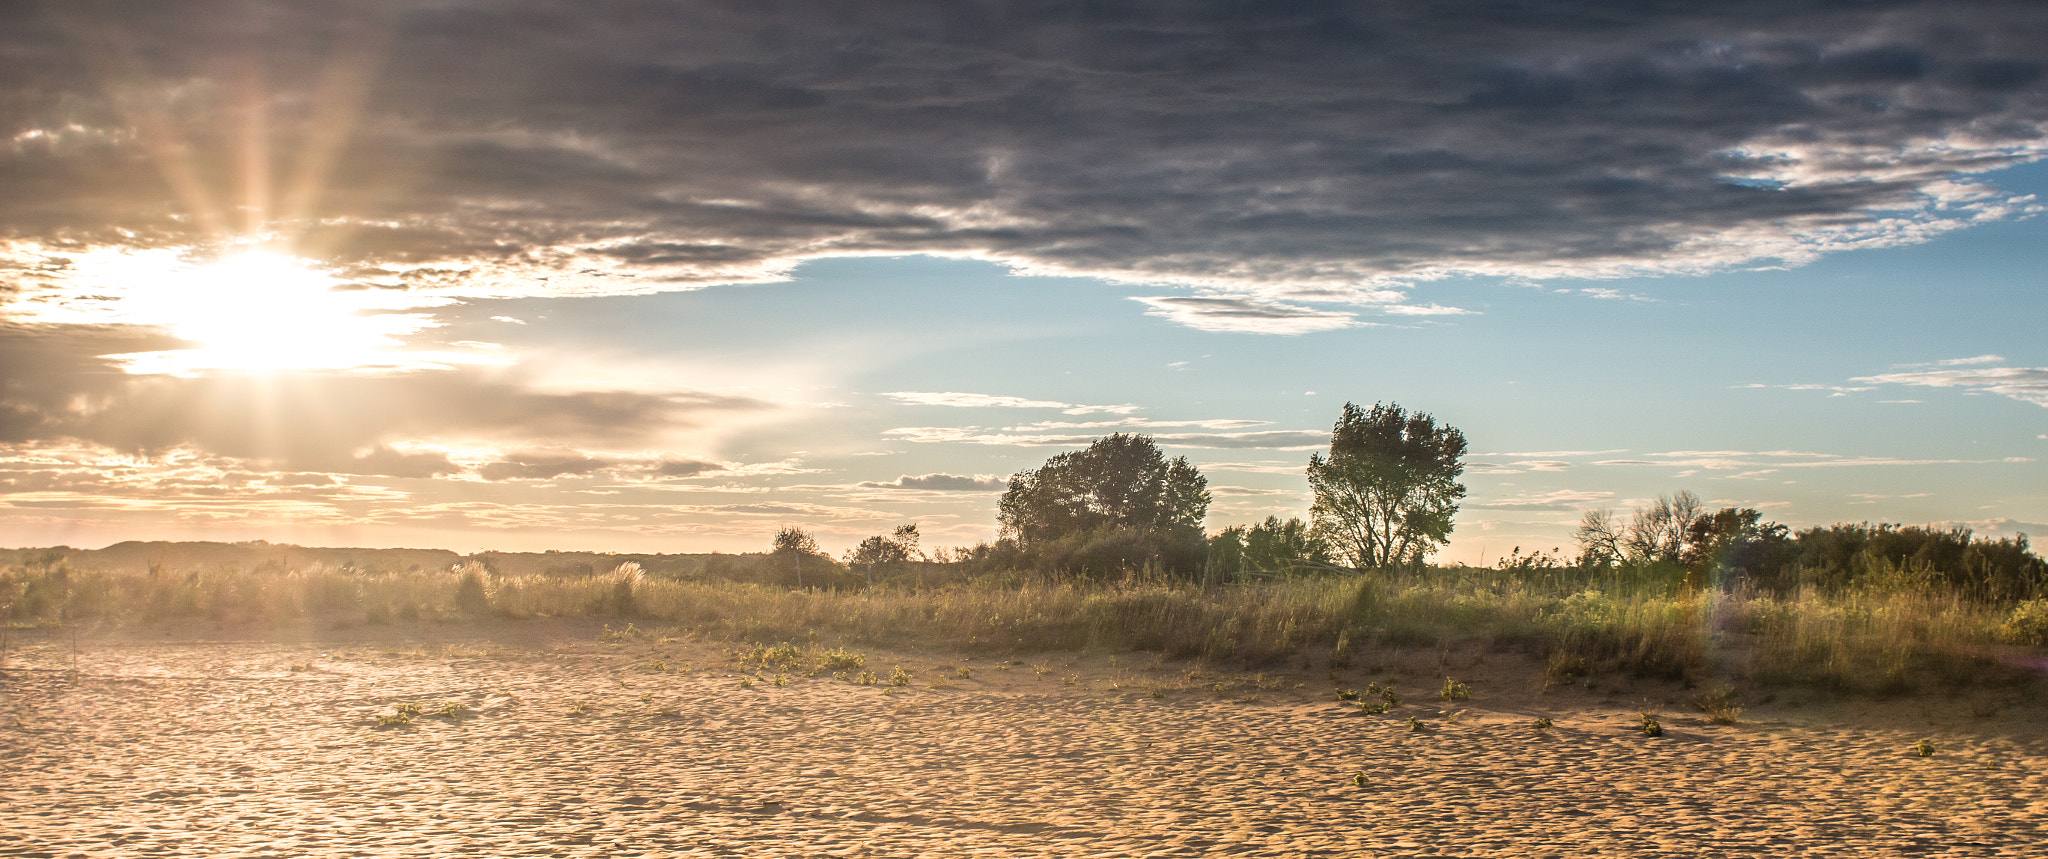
1243;516;1329;571
845;523;924;568
1622;491;1702;564
1208;516;1332;577
1574;508;1624;566
997;434;1210;573
999;434;1209;546
770;526;819;557
1307;402;1466;568
769;526;834;588
1682;506;1791;582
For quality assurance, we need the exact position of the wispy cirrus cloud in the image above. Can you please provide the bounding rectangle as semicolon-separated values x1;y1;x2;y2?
1596;450;2032;469
1853;364;2048;408
1130;297;1361;335
1001;418;1270;432
1735;382;1878;397
882;392;1138;415
857;473;1008;492
1473;490;1617;510
885;426;1329;450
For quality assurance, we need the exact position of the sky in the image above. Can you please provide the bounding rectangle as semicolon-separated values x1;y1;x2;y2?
1;0;2045;562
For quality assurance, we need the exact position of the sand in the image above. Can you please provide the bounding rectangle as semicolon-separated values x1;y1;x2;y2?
3;622;2044;857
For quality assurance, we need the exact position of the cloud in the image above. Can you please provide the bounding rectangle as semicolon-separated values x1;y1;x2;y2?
478;450;615;482
1933;517;2048;538
858;473;1009;492
1474;490;1617;510
650;459;725;478
14;2;2044;332
1570;287;1656;302
1001;418;1270;431
1853;365;2048;408
886;426;1329;450
1891;354;2007;368
882;392;1137;415
1597;450;2028;469
1199;461;1307;475
1131;297;1360;335
1207;486;1302;498
0;323;767;477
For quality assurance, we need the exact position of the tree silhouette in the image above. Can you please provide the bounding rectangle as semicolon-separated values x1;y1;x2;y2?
998;433;1208;548
1308;402;1466;568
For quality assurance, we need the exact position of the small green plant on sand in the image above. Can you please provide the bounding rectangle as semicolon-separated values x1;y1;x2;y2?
435;701;470;718
1915;739;1938;757
856;669;878;685
1439;678;1471;702
376;712;412;729
1351;773;1367;788
773;674;790;687
955;666;973;679
888;666;913;687
738;677;755;690
818;647;866;672
599;623;646;642
566;702;590;715
1534;716;1553;730
396;702;422;716
648;660;668;673
1336;688;1360;701
1639;714;1663;737
1693;686;1742;725
1358;700;1391;715
1406;716;1422;732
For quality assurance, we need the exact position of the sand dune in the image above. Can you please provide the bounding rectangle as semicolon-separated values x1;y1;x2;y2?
3;624;2043;857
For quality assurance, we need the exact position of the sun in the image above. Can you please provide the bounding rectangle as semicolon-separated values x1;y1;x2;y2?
40;247;468;375
138;253;413;373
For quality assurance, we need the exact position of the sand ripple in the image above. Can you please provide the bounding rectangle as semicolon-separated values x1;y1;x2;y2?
3;635;2043;857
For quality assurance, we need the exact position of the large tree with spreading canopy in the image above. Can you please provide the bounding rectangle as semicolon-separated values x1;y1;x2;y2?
998;433;1209;572
1308;402;1467;568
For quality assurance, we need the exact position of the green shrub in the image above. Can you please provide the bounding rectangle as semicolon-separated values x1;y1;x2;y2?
1997;599;2048;646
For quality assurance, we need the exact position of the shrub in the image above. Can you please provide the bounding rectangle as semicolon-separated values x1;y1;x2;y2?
1997;599;2048;646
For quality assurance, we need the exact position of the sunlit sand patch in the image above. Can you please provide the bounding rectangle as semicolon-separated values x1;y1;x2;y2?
2;625;2044;857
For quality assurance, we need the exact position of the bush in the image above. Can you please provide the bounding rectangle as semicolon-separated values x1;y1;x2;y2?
1998;599;2048;646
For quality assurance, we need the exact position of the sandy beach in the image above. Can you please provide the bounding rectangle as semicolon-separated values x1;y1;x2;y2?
3;623;2044;858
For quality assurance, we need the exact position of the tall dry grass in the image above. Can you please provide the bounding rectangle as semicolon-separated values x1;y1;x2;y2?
1;558;2034;693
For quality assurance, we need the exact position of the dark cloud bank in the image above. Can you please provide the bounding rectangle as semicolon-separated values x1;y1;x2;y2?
3;0;2045;315
2;1;2046;475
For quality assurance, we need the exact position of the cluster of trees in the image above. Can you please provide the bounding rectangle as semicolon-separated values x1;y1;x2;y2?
762;400;2043;600
1574;491;2047;600
772;402;1470;581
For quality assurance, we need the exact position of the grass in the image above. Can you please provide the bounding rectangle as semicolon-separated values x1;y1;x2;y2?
1694;686;1743;725
4;558;2039;697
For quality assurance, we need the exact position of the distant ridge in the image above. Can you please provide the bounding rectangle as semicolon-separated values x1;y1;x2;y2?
0;541;765;578
1;541;463;574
